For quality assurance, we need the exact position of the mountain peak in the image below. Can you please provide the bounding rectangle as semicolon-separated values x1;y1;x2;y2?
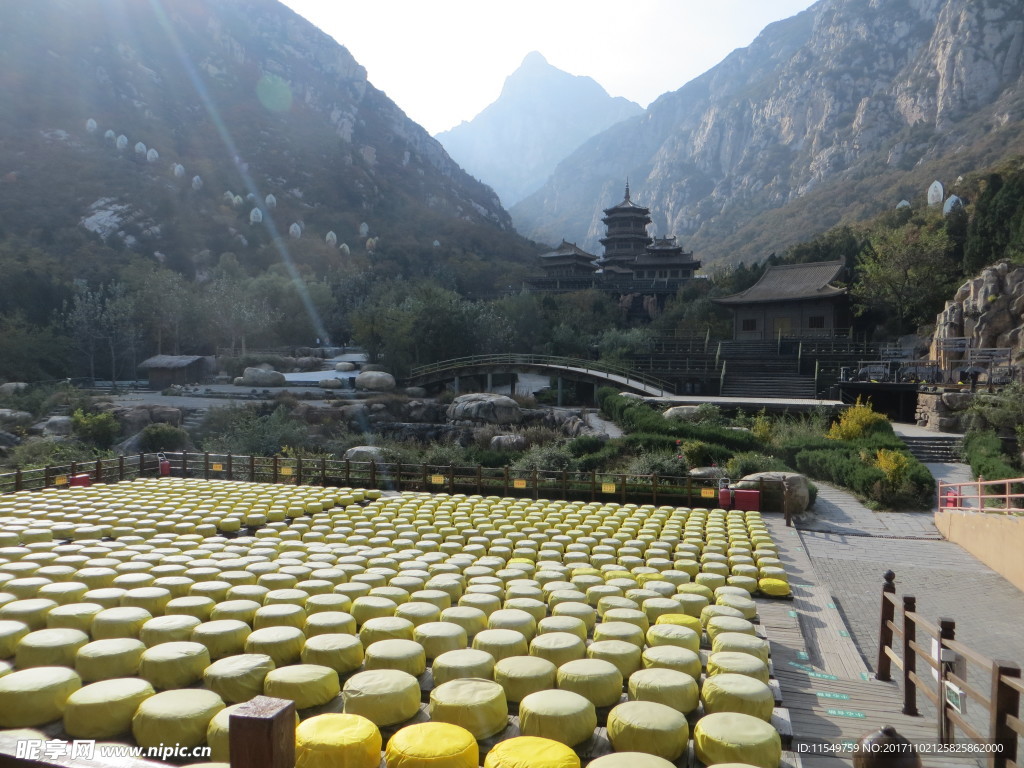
519;51;550;70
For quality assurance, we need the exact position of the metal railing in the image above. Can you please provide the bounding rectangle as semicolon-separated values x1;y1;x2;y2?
406;354;676;395
938;476;1024;513
876;571;1022;766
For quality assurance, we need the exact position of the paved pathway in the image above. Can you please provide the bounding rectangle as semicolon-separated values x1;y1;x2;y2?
775;466;1024;761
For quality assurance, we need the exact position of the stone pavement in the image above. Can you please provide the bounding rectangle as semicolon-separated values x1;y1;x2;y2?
784;468;1024;752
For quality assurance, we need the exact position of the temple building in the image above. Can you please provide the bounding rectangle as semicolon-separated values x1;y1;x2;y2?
712;260;851;339
527;184;701;307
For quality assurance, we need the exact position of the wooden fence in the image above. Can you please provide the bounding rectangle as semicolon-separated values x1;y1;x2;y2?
0;451;788;519
876;570;1023;767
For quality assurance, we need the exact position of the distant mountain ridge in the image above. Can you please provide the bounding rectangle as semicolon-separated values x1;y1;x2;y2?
0;0;534;291
436;52;643;208
511;0;1024;266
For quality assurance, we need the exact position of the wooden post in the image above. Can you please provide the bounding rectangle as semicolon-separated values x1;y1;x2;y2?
876;570;897;681
938;617;956;744
532;468;538;500
476;465;482;495
297;457;303;486
228;695;295;768
652;474;659;505
320;457;326;487
272;456;279;484
989;662;1021;768
902;595;918;716
562;470;568;498
590;470;596;501
118;455;125;481
181;452;188;478
227;454;234;481
503;466;509;497
14;468;22;492
43;464;51;488
396;462;402;492
369;461;376;489
345;459;351;485
249;454;255;482
620;473;626;504
204;452;210;480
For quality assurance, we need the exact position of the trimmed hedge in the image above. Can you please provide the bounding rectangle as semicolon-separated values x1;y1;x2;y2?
963;430;1020;484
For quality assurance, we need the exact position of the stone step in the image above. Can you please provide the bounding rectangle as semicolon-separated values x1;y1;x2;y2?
900;436;963;462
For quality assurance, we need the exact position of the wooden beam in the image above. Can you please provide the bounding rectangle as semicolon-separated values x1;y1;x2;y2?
229;695;295;768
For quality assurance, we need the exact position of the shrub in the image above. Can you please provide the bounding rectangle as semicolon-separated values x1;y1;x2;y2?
725;452;788;479
72;409;120;449
575;443;624;472
201;406;311;456
678;440;732;467
8;439;114;470
568;434;607;457
139;423;190;452
827;398;890;441
511;445;577;474
624;452;688;479
963;430;1020;483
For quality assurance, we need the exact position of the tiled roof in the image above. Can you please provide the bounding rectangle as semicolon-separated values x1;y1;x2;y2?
139;355;204;369
713;260;847;305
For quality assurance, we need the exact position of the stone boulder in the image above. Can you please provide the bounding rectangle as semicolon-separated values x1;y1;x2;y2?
343;445;387;463
0;409;33;429
664;406;700;420
355;371;396;392
238;367;286;387
0;382;28;397
43;415;73;437
319;378;343;389
0;431;20;449
490;434;527;452
149;406;182;427
404;387;427;398
736;471;811;516
447;393;523;425
334;362;356;372
295;357;320;371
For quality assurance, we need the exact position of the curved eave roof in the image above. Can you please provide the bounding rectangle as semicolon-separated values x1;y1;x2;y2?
712;260;848;305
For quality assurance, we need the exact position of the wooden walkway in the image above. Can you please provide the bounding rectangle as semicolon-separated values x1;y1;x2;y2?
759;518;981;768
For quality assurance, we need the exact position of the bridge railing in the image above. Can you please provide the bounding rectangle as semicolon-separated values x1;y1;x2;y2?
406;354;676;395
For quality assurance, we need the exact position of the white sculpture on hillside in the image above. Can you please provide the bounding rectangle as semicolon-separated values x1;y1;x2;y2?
172;164;185;178
250;208;263;224
85;118;97;133
192;175;203;190
134;141;147;155
326;231;337;246
289;223;302;239
927;180;944;206
146;148;159;162
265;194;277;208
116;135;128;150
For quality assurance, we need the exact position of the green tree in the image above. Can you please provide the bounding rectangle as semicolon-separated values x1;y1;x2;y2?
852;222;955;334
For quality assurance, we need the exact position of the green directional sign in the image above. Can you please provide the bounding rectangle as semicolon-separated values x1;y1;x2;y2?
807;671;839;680
839;630;851;638
817;691;850;700
827;708;866;719
796;651;809;660
788;661;813;671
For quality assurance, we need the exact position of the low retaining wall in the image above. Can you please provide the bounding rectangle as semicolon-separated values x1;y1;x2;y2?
934;508;1024;591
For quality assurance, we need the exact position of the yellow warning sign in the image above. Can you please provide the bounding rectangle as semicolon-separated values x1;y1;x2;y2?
602;483;616;494
54;475;68;486
280;466;294;476
430;475;445;485
700;487;716;498
513;479;527;489
212;463;223;472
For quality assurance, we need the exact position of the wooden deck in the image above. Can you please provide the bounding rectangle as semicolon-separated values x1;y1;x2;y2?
759;519;985;768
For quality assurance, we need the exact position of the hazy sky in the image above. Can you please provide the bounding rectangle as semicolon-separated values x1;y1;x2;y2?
280;0;819;135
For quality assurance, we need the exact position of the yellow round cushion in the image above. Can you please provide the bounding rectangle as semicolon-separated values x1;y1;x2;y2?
75;638;146;682
0;619;31;658
432;648;495;685
414;621;468;660
707;651;770;684
140;614;203;646
627;668;699;714
0;598;58;631
191;620;251;660
46;602;103;633
487;608;537;641
518;689;596;747
429;678;508;739
717;593;758;620
360;616;415;647
654;613;702;634
440;606;488;639
607;700;689;761
264;664;340;709
592;621;644;647
587;753;676;768
385;722;478;768
712;632;771;664
0;666;82;726
302;633;365;674
244;626;306;666
707;616;756;642
91;606;153;639
203;654;276;704
473;628;528;662
343;669;421;726
483;736;580;768
701;673;774;721
692;711;782;768
132;688;225;749
305;611;358;637
642;645;702;679
16;627;89;668
586;640;642;678
758;578;791;597
296;713;382;768
645;624;699;652
493;655;556;703
63;677;155;738
529;632;586;667
364;638;426;676
556;658;622;708
139;641;211;689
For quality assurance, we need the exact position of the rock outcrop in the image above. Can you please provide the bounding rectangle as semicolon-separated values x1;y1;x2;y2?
235;368;287;387
447;393;523;425
354;371;396;392
931;261;1024;362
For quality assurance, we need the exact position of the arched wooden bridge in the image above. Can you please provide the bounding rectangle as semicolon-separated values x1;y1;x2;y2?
404;354;675;399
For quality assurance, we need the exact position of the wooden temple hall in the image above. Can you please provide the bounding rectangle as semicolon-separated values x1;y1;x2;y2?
525;184;702;303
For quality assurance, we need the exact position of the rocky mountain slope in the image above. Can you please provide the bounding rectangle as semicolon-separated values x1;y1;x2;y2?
511;0;1024;266
436;52;643;208
0;0;533;287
